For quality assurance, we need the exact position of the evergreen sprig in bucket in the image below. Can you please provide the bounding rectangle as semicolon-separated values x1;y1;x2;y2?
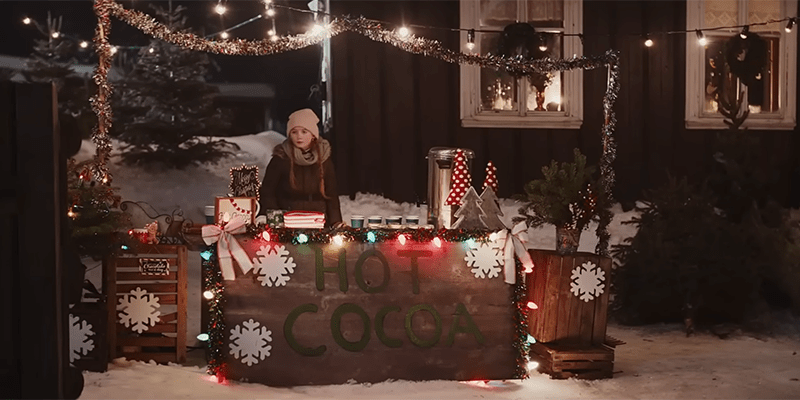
514;149;603;255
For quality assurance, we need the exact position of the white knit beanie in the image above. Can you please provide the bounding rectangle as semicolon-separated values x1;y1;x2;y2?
287;108;320;139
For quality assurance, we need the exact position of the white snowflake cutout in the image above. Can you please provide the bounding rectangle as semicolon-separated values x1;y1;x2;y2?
68;314;95;363
117;287;161;333
464;241;503;279
570;261;606;302
229;319;273;366
252;244;296;287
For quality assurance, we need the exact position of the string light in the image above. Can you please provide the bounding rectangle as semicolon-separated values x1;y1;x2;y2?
397;26;410;38
51;31;60;38
296;233;309;244
203;290;214;299
266;6;276;17
332;234;344;247
197;333;210;341
466;29;475;51
261;230;270;241
644;36;653;47
79;41;89;48
110;46;118;55
787;18;796;33
22;17;31;25
538;33;547;52
739;25;749;39
695;29;706;46
148;47;154;53
214;3;227;15
309;23;324;35
366;231;377;243
432;237;442;248
220;31;229;39
397;234;407;246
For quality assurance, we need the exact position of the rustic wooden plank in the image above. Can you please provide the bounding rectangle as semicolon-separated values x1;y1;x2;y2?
540;253;562;343
105;257;118;360
116;272;177;281
176;245;187;363
116;283;178;294
119;352;177;364
555;254;574;342
112;294;177;305
578;256;599;344
117;323;177;334
553;361;613;371
592;256;612;345
527;250;547;340
117;336;176;347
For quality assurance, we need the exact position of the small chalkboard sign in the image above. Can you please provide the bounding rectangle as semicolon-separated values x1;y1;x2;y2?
138;258;170;276
229;165;260;199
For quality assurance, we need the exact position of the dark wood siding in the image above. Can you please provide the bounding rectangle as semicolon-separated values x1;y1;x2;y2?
331;0;799;206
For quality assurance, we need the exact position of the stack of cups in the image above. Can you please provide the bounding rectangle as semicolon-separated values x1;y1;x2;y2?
405;215;420;228
386;216;402;229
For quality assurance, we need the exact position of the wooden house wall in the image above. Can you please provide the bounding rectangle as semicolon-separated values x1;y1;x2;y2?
330;0;800;206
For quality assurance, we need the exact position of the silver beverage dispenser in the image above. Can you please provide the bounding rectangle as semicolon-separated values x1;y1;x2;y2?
426;147;475;228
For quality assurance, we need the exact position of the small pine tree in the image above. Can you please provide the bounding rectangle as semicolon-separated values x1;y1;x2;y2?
452;187;488;229
112;5;233;168
67;159;132;257
22;12;92;120
514;148;600;231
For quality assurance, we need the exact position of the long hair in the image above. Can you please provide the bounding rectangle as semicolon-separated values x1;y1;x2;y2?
287;138;329;199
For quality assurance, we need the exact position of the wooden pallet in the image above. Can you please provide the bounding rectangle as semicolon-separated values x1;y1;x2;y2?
105;244;187;364
530;342;614;380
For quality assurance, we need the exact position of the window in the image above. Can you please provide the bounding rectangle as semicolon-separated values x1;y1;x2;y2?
460;0;583;129
686;0;797;130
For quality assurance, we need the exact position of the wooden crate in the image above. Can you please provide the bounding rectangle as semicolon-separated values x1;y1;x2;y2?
104;244;187;364
530;342;614;380
526;250;612;345
69;300;108;372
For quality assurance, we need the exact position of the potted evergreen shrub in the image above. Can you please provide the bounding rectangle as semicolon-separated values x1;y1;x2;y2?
514;148;600;255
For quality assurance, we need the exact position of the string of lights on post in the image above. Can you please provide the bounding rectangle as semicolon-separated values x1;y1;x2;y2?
20;1;798;55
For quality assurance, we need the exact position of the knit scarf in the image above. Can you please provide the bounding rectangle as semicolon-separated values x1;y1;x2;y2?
280;138;331;166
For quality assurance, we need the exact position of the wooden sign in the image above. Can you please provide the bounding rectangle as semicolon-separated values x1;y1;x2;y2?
229;165;260;199
220;236;517;386
138;258;170;276
215;196;258;225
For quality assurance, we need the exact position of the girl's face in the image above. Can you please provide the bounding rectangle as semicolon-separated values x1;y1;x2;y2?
289;127;314;150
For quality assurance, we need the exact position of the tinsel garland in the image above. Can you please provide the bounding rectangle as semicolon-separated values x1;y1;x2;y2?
92;0;619;254
201;245;227;380
246;225;495;245
90;0;115;183
512;258;530;379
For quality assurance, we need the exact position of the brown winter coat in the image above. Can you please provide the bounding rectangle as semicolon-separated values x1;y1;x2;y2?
259;143;342;227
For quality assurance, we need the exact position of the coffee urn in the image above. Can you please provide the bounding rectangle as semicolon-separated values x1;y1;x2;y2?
426;147;475;228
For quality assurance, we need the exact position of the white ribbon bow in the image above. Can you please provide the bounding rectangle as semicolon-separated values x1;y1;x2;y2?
202;217;254;281
495;222;535;284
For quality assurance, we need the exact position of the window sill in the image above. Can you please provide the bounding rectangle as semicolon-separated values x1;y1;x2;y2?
461;115;583;129
685;116;796;131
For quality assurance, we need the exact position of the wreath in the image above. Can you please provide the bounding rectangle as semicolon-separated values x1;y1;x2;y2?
497;22;551;92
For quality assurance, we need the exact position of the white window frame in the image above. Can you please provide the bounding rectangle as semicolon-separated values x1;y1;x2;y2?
460;0;584;129
685;0;797;130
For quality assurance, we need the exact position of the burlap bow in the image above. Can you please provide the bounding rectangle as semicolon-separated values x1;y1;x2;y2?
495;222;535;284
202;217;254;281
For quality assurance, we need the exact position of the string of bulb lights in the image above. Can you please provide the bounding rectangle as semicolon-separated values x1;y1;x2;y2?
20;1;798;55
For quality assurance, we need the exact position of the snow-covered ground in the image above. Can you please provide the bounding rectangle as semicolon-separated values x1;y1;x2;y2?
75;133;800;399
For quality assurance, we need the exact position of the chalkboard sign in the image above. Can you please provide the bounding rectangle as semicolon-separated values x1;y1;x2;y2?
229;165;260;199
138;258;170;276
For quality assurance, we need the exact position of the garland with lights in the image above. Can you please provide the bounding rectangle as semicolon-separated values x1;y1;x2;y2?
90;0;618;253
512;258;531;379
200;245;227;380
247;225;497;245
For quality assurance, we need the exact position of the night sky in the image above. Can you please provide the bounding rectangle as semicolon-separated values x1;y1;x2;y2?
0;0;324;121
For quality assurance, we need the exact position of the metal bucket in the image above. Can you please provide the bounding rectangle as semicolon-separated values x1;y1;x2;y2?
426;147;475;228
